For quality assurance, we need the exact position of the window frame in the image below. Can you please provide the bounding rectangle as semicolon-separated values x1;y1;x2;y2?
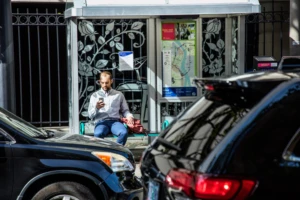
282;127;300;162
0;128;15;144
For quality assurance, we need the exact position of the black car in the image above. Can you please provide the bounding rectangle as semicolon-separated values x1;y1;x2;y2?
277;56;300;70
141;70;300;200
0;107;142;200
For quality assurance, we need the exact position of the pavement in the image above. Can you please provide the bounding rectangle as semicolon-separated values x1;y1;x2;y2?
135;163;142;178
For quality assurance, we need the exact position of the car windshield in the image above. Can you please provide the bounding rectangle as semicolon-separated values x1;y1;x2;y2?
0;107;48;138
160;97;249;161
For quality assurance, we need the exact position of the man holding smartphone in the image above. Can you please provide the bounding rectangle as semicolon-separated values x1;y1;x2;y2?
88;71;134;145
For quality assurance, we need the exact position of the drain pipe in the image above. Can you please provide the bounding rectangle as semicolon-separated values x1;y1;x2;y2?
0;0;16;113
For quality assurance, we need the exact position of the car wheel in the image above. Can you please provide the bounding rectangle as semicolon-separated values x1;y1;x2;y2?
32;181;97;200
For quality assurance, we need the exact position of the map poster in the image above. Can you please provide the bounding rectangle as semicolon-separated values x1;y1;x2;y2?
161;22;197;97
162;23;175;40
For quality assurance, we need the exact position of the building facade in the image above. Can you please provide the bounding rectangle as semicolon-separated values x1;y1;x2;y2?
5;0;296;134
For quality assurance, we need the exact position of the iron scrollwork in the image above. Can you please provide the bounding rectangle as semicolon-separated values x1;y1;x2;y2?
202;18;226;77
246;10;290;24
12;13;66;26
77;19;147;118
232;17;238;75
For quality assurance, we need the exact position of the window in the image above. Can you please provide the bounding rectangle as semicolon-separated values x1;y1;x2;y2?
0;109;47;139
283;128;300;160
0;133;10;142
160;98;249;161
228;82;300;174
291;138;300;158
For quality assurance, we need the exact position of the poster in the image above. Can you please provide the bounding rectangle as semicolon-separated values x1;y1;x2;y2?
162;23;175;40
162;22;197;97
118;51;134;71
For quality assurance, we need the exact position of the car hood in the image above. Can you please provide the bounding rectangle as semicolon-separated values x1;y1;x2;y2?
42;132;132;155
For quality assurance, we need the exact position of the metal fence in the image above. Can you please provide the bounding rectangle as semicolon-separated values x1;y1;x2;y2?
12;3;68;127
245;5;290;71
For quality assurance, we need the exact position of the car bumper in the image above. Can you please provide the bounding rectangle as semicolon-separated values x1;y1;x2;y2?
106;175;144;200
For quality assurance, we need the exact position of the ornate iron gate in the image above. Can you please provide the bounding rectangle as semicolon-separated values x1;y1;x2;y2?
245;5;290;71
12;3;68;127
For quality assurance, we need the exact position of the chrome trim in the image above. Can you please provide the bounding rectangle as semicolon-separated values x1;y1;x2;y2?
282;127;300;162
0;127;16;143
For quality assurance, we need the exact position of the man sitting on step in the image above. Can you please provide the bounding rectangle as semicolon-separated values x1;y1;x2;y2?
88;71;134;145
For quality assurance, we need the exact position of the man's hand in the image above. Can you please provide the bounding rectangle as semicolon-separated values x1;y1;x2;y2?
126;116;134;125
96;100;105;109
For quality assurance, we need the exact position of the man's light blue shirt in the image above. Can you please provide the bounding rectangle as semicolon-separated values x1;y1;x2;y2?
88;88;133;124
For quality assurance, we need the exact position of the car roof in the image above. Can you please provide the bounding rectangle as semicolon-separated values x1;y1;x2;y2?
193;70;300;107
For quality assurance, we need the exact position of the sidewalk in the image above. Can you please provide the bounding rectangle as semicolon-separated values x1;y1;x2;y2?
135;163;142;178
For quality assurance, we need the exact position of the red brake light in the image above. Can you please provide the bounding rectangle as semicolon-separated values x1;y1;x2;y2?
204;84;214;91
166;169;256;200
165;169;194;196
195;176;240;199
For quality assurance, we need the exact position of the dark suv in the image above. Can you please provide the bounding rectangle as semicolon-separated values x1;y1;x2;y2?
0;107;142;200
141;70;300;200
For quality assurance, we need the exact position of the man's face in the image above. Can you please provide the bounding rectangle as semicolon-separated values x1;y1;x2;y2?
100;75;113;91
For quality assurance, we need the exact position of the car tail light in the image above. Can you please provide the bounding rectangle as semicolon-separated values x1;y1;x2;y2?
204;84;215;91
166;169;256;200
194;175;240;199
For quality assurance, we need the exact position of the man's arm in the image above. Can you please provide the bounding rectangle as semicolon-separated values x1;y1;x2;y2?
120;93;134;119
88;93;98;120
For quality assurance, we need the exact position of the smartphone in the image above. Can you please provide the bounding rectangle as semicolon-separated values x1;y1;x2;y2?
99;97;104;102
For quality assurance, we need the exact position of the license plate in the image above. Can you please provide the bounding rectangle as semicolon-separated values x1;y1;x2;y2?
147;179;160;200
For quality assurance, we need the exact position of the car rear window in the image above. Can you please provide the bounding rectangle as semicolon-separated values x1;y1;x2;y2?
160;98;249;161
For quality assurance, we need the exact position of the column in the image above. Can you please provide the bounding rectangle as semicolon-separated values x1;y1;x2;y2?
67;18;79;134
290;0;300;55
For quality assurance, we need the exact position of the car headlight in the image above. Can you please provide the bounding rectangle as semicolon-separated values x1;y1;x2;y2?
92;152;134;172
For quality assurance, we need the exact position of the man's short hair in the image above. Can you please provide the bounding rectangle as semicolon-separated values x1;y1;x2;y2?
100;71;112;80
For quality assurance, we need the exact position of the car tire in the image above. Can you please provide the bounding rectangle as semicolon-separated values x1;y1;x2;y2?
31;181;97;200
